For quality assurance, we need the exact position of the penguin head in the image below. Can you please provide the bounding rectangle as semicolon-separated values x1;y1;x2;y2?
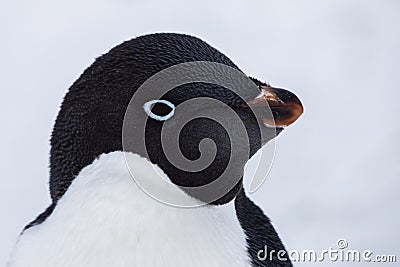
50;33;303;205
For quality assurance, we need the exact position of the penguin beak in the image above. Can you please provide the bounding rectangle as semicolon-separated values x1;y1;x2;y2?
245;85;303;127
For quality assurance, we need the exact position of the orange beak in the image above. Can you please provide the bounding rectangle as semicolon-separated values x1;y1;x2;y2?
245;85;303;127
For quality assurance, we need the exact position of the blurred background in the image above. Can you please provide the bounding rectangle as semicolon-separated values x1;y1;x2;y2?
1;0;399;266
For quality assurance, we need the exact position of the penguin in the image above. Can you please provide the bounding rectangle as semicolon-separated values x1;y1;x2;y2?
8;33;303;267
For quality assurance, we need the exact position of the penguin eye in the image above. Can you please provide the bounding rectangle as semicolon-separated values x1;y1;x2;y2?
143;99;175;121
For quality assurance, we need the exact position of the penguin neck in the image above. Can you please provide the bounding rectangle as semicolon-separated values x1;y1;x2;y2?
12;152;251;266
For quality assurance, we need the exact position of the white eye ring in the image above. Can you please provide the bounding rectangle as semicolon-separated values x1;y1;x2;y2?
143;99;175;121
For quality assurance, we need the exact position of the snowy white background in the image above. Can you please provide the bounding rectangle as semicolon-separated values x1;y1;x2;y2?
1;0;399;266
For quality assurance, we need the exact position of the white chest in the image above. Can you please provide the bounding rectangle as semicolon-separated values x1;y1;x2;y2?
8;152;251;267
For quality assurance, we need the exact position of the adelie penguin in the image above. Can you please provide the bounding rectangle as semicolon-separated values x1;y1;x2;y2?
8;33;303;267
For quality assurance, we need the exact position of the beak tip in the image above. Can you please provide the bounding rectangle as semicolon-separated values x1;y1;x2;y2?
244;84;303;128
266;87;304;127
